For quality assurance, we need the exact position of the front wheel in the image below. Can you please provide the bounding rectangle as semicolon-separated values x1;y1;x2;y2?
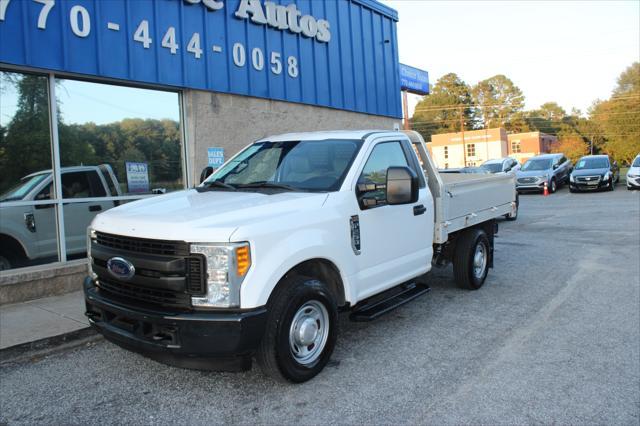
0;254;12;271
550;178;557;193
453;229;490;290
256;275;338;383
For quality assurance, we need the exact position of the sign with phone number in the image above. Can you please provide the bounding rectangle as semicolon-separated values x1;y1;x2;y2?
0;0;402;118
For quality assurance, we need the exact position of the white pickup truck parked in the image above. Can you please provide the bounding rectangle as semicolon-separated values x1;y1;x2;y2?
84;130;517;382
0;165;121;270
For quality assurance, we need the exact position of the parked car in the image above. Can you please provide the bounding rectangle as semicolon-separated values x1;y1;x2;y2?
0;165;121;270
569;155;619;192
84;130;518;382
481;158;521;175
627;154;640;190
439;167;491;174
516;153;572;193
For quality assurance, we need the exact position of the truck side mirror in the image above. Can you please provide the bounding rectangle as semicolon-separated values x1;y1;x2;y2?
200;166;214;184
386;166;418;205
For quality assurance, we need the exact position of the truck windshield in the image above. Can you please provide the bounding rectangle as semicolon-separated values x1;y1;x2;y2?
481;163;503;173
575;158;609;170
205;139;362;192
521;159;552;171
0;174;48;202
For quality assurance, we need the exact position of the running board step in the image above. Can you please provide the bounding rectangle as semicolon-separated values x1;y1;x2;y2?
349;281;430;322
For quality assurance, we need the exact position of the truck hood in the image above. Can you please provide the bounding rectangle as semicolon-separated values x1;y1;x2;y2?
517;169;552;178
91;189;329;243
571;167;608;177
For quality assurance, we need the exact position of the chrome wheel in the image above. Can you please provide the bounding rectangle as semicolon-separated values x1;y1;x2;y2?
289;300;329;365
473;242;488;279
551;179;557;193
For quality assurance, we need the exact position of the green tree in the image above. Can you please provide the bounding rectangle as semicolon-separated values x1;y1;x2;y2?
472;75;525;130
410;73;476;141
590;62;640;164
0;75;52;193
549;137;589;163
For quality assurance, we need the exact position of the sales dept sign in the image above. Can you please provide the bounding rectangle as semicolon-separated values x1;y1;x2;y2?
184;0;331;43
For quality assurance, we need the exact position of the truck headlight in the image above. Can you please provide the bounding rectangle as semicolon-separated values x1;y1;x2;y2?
87;227;97;280
569;174;575;183
190;243;251;308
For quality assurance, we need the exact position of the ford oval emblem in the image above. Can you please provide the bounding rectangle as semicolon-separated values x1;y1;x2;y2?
106;257;135;280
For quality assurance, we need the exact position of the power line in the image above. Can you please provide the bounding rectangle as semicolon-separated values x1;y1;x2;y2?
412;94;640;113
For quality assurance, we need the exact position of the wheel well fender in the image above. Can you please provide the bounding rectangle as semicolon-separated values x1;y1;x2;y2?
0;233;28;260
269;258;347;308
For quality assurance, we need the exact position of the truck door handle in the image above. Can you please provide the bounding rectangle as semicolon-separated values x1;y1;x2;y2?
413;205;426;216
89;205;102;212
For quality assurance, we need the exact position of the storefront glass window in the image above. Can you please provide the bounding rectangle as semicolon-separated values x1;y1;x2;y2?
0;71;184;271
0;71;58;270
55;78;183;258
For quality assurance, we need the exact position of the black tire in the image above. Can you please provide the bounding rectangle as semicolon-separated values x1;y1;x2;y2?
550;178;557;193
453;229;490;290
504;193;519;221
609;179;615;191
256;275;338;383
0;254;12;271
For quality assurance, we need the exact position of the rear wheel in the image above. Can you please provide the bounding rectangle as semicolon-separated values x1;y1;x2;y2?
256;275;338;383
453;229;490;290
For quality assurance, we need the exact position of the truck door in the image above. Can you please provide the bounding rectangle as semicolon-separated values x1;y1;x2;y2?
61;170;109;256
352;139;432;300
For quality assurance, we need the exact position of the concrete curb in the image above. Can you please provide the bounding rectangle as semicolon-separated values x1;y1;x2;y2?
0;326;102;366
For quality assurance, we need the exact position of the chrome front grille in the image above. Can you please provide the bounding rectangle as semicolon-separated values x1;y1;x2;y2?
517;177;538;184
576;175;600;183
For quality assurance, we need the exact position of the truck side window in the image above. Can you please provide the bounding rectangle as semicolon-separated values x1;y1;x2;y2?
61;171;106;198
358;142;409;205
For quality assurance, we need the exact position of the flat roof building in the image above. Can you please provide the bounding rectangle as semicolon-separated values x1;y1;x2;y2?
507;132;557;164
427;128;557;169
428;128;508;169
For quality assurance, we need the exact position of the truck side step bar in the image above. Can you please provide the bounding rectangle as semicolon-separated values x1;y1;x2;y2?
349;281;430;322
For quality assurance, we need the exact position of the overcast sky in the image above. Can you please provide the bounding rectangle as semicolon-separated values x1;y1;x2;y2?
382;0;640;116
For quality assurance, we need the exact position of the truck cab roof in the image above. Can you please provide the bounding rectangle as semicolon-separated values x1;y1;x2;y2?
258;130;399;142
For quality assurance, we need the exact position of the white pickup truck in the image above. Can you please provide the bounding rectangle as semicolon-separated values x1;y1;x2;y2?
84;130;517;382
0;165;121;270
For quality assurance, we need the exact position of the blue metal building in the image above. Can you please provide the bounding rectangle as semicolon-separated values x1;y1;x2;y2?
0;0;402;118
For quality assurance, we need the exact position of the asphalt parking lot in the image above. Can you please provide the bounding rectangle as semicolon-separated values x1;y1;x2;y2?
1;185;639;425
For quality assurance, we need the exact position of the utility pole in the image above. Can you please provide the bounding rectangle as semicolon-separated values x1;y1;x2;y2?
402;90;411;130
460;105;467;167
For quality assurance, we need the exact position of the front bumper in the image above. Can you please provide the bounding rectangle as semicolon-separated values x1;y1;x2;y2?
84;277;267;371
570;179;609;191
627;176;640;188
516;181;546;192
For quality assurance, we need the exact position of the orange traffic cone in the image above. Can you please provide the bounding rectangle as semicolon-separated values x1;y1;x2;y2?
543;181;549;196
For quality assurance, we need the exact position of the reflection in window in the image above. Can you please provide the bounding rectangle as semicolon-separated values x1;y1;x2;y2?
358;142;409;205
0;71;58;270
55;78;183;195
